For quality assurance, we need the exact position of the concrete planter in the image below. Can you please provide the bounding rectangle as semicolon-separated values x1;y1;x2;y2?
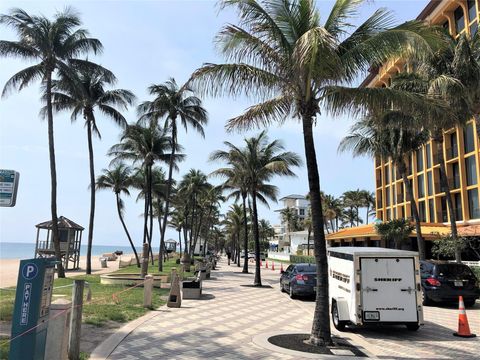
182;281;202;299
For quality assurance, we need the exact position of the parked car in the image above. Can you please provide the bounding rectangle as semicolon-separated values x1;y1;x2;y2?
420;260;480;307
279;263;316;298
240;251;266;261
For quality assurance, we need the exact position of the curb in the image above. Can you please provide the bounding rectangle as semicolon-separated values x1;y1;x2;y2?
89;306;166;360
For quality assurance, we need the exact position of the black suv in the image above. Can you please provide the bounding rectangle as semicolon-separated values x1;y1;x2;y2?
420;260;480;307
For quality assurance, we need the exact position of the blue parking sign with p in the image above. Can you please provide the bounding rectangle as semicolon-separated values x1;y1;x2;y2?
22;263;38;280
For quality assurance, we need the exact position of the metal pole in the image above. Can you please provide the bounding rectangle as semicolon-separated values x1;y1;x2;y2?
68;280;84;360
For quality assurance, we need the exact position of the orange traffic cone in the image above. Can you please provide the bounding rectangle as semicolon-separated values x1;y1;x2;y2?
265;260;269;269
280;263;284;273
453;296;476;338
271;262;275;271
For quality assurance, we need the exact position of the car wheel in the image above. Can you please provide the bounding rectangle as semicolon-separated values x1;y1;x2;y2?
289;284;296;299
464;299;476;308
421;291;432;306
332;302;346;331
406;323;420;331
280;281;285;293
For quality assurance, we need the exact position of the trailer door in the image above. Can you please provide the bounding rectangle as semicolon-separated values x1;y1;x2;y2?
360;257;417;322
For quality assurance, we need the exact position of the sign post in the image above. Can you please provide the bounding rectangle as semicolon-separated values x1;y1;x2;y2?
10;258;56;359
0;169;20;207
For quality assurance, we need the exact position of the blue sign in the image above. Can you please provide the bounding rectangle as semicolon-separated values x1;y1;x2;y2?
22;263;38;280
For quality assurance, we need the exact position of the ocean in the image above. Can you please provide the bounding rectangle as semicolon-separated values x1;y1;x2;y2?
0;242;157;259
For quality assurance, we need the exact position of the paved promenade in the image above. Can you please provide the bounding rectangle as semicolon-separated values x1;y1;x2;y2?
95;257;479;359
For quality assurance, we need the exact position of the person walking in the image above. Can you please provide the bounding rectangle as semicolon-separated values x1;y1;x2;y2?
226;248;232;266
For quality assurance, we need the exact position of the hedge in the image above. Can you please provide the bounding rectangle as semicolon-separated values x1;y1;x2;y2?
290;255;315;264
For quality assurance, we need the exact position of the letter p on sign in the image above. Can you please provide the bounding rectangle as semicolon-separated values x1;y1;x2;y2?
22;263;38;280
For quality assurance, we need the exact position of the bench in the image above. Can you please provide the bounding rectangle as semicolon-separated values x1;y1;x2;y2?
182;271;202;299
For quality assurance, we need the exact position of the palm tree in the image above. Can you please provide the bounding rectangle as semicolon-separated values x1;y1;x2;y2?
375;219;414;250
361;190;375;225
339;113;429;259
210;142;251;273
47;66;135;274
242;131;301;286
96;163;140;267
109;123;180;271
224;204;244;267
341;189;365;226
137;78;208;267
280;207;299;247
187;0;440;346
1;8;102;277
394;33;480;262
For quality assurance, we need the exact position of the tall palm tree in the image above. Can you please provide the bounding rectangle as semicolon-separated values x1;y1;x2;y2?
394;33;480;262
188;0;440;345
1;8;102;277
361;190;375;225
137;78;208;266
109;123;180;270
242;131;301;286
224;204;244;267
96;163;140;267
47;66;135;274
280;207;299;247
341;189;365;226
339;113;429;259
210;142;251;273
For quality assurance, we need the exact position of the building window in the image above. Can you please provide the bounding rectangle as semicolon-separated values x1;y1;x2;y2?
416;149;424;172
465;156;478;186
418;174;425;198
450;132;458;159
426;143;432;168
454;193;463;221
418;201;426;222
464;122;475;153
386;186;391;206
385;165;390;183
427;171;433;196
429;199;435;223
471;21;478;35
455;6;466;33
451;162;460;189
467;0;477;22
299;208;305;216
468;189;480;219
386;209;391;221
441;197;448;222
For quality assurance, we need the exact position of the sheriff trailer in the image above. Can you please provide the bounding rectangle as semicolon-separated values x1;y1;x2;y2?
328;247;423;332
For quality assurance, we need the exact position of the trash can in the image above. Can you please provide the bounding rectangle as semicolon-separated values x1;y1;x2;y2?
100;258;107;268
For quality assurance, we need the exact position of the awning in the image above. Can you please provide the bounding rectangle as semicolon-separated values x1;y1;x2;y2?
326;222;451;242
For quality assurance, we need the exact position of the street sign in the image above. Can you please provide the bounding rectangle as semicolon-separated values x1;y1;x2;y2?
0;169;20;207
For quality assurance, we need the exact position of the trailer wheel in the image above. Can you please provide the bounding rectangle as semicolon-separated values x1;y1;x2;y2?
406;323;420;331
332;302;346;331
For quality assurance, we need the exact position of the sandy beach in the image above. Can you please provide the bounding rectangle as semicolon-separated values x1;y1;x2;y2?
0;254;134;288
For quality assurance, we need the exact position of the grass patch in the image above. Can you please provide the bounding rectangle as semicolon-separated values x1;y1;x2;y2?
114;256;190;279
0;337;8;360
267;258;291;265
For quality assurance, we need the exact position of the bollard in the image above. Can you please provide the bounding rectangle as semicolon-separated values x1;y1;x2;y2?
68;280;84;360
143;275;154;309
167;268;181;308
45;299;71;360
140;243;149;278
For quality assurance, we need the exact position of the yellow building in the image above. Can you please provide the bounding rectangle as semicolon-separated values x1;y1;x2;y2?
328;0;480;249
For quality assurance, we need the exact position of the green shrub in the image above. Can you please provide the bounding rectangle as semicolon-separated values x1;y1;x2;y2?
471;266;480;280
290;255;315;264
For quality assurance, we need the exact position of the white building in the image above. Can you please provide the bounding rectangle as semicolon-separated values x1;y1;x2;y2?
276;194;310;222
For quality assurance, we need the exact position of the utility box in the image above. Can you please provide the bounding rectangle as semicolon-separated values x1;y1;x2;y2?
10;258;56;360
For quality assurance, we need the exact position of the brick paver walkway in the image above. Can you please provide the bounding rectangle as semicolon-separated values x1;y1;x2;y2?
106;258;479;359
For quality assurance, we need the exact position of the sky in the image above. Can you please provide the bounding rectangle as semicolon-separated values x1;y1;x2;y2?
0;0;430;247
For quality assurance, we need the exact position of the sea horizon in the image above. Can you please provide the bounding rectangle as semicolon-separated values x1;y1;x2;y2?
0;241;159;260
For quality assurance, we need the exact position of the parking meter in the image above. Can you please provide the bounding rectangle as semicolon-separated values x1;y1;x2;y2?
10;258;56;360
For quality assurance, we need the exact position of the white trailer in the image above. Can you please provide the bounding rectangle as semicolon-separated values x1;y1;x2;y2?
328;247;423;331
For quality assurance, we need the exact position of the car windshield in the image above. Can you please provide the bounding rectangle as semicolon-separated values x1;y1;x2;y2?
435;264;475;278
296;265;316;272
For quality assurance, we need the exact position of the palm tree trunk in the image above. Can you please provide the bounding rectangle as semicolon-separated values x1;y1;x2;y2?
435;137;461;262
329;219;335;233
159;122;176;269
301;113;332;346
85;117;95;274
46;71;65;278
143;170;149;245
236;233;241;267
147;164;154;264
251;192;262;286
157;199;164;271
366;204;370;225
178;229;182;255
242;194;249;273
307;226;312;256
116;194;140;267
398;161;425;259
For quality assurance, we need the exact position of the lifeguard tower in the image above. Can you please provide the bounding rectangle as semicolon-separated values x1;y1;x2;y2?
34;216;84;270
165;239;177;253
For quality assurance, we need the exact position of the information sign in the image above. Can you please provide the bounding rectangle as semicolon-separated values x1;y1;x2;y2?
0;169;20;207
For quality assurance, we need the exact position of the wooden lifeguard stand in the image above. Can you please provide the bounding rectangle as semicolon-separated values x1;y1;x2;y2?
35;216;84;270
